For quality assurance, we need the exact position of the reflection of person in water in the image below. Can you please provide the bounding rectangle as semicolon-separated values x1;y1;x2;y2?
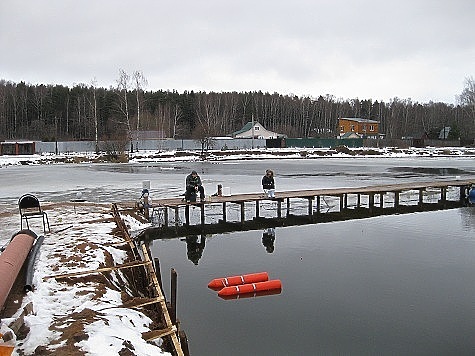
185;235;206;265
262;228;276;253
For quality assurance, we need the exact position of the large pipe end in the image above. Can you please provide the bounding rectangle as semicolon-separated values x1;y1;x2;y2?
12;230;38;241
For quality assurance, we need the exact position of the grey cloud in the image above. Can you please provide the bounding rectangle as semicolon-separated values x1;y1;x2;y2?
1;0;474;102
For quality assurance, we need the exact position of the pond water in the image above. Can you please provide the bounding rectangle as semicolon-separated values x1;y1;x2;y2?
152;208;475;355
0;156;474;355
1;156;474;207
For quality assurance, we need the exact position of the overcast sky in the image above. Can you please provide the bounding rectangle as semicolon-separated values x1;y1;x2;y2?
1;0;474;104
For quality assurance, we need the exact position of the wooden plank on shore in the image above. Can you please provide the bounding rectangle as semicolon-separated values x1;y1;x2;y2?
44;260;152;280
122;296;165;309
142;325;177;341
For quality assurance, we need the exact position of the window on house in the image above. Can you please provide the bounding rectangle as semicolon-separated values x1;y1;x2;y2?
369;125;374;131
340;126;344;132
362;125;367;131
351;125;355;132
254;126;259;130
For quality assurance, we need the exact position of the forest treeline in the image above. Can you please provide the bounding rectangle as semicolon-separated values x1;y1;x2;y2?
0;76;474;144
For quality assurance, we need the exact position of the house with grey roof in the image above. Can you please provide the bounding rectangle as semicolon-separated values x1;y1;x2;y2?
231;121;283;139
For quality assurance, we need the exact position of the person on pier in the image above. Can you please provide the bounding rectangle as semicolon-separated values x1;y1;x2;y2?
262;169;275;198
185;170;205;203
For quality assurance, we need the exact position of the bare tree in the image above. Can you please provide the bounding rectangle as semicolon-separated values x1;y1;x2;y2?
132;70;147;151
116;69;132;151
90;78;99;152
172;103;182;139
458;76;475;138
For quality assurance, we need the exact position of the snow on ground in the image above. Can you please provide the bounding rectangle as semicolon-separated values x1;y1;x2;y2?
0;202;168;355
0;146;474;167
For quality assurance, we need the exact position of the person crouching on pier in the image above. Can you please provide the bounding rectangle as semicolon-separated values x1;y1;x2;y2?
262;169;275;198
185;170;205;202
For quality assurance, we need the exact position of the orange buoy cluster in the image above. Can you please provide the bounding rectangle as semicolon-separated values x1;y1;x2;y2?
208;272;282;299
218;279;282;297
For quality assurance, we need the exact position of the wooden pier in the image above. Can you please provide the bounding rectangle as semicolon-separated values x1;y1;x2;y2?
143;179;474;237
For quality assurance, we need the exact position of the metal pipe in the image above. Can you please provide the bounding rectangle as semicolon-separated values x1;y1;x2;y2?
24;235;45;292
0;230;37;311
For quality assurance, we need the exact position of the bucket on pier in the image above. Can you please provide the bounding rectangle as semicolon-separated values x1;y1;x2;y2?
142;180;151;190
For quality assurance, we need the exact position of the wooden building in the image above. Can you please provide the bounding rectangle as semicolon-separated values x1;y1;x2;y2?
0;141;36;155
338;118;380;139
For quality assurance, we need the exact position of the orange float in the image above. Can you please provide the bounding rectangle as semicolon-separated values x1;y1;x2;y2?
208;272;269;289
219;288;282;300
218;279;282;297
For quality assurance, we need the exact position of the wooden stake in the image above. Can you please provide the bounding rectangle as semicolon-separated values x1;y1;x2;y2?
171;268;177;324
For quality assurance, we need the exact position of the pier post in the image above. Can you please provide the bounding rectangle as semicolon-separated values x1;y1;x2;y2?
343;194;348;209
379;193;384;208
418;188;424;206
340;195;344;211
174;207;179;227
144;194;150;221
308;197;313;216
240;202;245;223
185;205;190;226
369;193;375;212
277;199;282;218
286;198;290;217
357;194;361;208
440;187;447;202
200;204;205;225
222;202;227;222
439;187;447;207
164;207;169;227
170;268;177;324
394;191;400;207
256;200;260;218
154;258;163;290
179;330;191;356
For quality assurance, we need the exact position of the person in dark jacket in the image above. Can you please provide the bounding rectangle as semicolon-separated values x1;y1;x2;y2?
262;169;275;198
185;170;205;202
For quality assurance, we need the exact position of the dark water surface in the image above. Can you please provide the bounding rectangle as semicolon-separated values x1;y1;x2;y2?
152;208;475;356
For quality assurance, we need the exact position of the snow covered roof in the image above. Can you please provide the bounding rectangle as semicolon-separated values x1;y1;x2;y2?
340;132;361;139
231;121;282;139
231;121;257;136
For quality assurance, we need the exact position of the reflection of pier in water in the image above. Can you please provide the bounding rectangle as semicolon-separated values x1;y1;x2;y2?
140;179;474;239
